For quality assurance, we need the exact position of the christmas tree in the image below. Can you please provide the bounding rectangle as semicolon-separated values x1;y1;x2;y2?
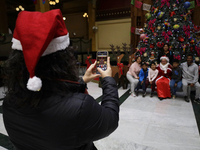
136;0;200;64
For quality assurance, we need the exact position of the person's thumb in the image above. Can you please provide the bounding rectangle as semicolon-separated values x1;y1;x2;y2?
97;67;104;75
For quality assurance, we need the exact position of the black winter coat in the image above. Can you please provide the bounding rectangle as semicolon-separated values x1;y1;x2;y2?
3;77;119;150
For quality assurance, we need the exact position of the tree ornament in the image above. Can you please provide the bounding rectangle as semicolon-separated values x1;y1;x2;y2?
143;52;148;57
178;36;184;42
195;57;199;62
140;34;146;40
145;13;151;20
154;7;159;14
149;51;156;61
157;26;161;30
173;4;178;10
184;1;191;9
157;12;165;19
173;24;180;30
174;18;177;22
157;41;164;48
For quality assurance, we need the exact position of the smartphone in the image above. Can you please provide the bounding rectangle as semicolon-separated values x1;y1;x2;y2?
96;50;109;74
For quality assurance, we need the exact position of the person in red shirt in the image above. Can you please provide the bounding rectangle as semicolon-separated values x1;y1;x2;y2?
156;56;172;100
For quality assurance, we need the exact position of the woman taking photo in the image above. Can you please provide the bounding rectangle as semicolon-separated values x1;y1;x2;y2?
126;56;142;97
156;56;172;100
158;44;173;64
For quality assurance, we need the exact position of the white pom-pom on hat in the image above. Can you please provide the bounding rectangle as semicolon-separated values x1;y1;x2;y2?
27;76;42;92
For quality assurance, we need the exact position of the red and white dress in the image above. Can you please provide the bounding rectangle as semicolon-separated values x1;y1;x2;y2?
156;64;172;98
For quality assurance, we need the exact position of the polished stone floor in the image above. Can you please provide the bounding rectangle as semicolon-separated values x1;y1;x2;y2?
0;82;200;150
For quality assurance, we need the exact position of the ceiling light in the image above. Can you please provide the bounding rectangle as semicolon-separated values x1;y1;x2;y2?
16;7;20;11
63;17;66;20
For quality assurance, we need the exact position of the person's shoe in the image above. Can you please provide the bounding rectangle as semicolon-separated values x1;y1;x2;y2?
184;96;190;103
159;97;163;101
131;93;136;97
135;90;139;96
194;98;200;104
150;92;153;97
143;92;146;97
172;95;176;99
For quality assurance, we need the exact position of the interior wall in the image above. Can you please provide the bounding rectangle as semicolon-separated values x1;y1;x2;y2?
63;13;87;39
97;0;131;10
95;18;131;51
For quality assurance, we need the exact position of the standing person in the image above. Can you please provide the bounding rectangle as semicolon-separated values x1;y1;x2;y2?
158;44;174;64
145;62;158;97
156;56;172;100
135;62;149;97
181;54;200;103
170;59;182;99
3;10;119;150
126;56;142;97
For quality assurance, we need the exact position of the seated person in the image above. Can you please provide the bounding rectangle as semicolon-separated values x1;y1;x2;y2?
156;56;172;100
135;62;149;97
170;59;182;99
181;54;200;104
145;62;158;97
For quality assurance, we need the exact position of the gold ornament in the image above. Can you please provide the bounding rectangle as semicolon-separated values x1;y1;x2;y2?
195;57;200;62
143;52;147;57
174;18;177;22
144;23;147;28
157;26;161;30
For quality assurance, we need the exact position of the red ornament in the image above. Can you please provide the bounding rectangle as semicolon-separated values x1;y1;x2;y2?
169;11;176;17
178;36;184;42
150;44;154;49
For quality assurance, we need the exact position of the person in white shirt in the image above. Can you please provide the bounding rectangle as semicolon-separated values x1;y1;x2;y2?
145;62;158;97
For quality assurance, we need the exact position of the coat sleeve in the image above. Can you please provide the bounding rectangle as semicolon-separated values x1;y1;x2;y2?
77;77;119;145
193;65;199;83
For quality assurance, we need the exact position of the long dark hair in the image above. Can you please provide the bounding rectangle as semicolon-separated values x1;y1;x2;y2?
3;47;79;108
163;43;169;51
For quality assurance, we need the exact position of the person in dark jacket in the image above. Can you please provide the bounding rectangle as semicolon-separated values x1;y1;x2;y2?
3;9;119;150
170;59;182;99
157;43;174;65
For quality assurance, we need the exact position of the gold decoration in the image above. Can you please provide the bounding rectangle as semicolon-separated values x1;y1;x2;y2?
143;52;147;57
174;18;177;22
157;26;161;30
195;57;200;62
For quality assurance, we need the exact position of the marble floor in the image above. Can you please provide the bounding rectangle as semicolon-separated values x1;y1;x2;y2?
0;83;200;150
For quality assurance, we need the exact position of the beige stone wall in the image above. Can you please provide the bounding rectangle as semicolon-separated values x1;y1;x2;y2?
95;18;131;51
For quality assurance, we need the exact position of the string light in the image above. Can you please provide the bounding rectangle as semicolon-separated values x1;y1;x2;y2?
83;13;88;18
16;5;25;11
63;17;66;20
49;0;59;5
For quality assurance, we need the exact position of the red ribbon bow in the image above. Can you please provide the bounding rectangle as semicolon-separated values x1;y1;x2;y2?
183;25;190;37
173;55;181;60
161;0;170;8
139;47;146;55
117;63;124;75
169;11;176;17
161;31;172;42
148;19;156;29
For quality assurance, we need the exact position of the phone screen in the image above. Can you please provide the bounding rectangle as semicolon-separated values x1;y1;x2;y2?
96;51;108;74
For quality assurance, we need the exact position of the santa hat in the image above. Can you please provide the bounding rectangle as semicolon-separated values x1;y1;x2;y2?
12;9;69;92
160;56;169;62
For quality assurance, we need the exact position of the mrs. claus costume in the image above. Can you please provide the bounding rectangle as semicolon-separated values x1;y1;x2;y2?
156;56;172;99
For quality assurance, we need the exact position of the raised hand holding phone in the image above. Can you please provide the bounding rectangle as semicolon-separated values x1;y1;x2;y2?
97;57;112;78
83;61;101;83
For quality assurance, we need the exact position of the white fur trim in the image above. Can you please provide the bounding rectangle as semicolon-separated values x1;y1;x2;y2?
160;56;169;62
12;33;70;56
12;38;23;50
27;76;42;92
156;76;163;84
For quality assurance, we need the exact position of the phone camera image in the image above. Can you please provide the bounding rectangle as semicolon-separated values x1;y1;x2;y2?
96;51;108;74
